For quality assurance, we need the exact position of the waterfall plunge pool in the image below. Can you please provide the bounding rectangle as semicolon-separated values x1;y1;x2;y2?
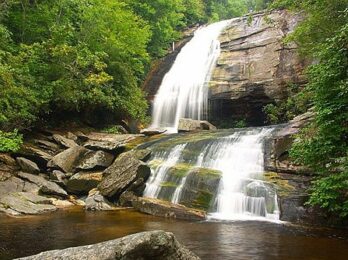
1;208;348;260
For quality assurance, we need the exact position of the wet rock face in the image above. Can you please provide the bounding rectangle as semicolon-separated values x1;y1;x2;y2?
264;111;315;174
178;168;222;211
209;10;308;126
18;231;200;260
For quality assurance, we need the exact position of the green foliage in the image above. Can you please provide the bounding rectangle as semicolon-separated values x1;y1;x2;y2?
0;130;23;152
279;1;348;217
263;83;312;124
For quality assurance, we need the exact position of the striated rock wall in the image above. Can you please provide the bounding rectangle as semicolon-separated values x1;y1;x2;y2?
209;10;308;126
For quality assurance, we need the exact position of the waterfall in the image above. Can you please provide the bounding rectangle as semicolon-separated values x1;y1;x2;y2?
143;128;280;221
143;144;187;198
150;20;231;133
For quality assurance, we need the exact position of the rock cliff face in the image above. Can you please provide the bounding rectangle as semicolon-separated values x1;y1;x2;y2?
209;10;308;126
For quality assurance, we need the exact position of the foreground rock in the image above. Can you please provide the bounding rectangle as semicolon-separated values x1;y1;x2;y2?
17;230;200;260
98;151;151;198
178;118;217;132
133;197;206;221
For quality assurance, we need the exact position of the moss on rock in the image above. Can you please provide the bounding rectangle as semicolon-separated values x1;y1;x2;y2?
263;172;295;196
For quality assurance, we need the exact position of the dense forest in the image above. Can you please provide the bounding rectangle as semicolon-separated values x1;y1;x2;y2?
0;0;347;219
0;0;269;145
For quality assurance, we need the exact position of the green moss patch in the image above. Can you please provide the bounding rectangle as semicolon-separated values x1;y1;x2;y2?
263;172;295;196
160;181;178;188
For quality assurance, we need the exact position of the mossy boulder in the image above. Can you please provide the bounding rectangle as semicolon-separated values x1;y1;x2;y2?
178;167;222;211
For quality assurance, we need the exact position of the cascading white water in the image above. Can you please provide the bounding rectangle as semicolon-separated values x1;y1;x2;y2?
195;129;279;221
143;128;280;222
143;144;187;198
150;20;231;133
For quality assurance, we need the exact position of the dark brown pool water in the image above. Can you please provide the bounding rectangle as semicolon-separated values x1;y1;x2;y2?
1;208;347;260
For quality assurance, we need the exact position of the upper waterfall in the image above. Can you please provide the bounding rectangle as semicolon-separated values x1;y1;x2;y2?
150;20;231;133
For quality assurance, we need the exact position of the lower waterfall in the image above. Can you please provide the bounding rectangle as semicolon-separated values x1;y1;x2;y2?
142;127;280;221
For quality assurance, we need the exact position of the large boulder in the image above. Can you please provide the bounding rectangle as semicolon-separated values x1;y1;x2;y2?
67;171;103;195
0;192;56;216
17;230;200;260
75;150;114;171
98;151;151;198
47;146;89;173
16;157;40;174
132;197;206;221
17;172;68;198
178;118;216;132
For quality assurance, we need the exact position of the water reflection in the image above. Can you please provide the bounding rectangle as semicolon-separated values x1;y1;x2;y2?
0;209;347;260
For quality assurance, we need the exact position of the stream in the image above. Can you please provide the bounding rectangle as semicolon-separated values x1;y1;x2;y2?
1;208;348;260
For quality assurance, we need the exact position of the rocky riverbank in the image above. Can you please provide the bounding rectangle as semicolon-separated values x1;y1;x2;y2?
0;128;209;220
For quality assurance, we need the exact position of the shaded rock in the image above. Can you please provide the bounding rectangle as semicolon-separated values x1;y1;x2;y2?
35;140;61;154
0;153;17;166
0;192;56;216
16;157;40;174
67;171;103;194
75;150;114;171
200;121;217;130
17;172;68;198
84;133;141;152
125;178;146;196
53;134;78;148
264;111;315;174
50;170;67;186
17;230;200;260
178;118;216;132
85;189;116;211
75;131;89;142
179;168;222;210
141;128;167;136
47;146;89;173
0;153;18;181
133;197;206;221
17;144;53;168
119;191;137;207
98;151;151;198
